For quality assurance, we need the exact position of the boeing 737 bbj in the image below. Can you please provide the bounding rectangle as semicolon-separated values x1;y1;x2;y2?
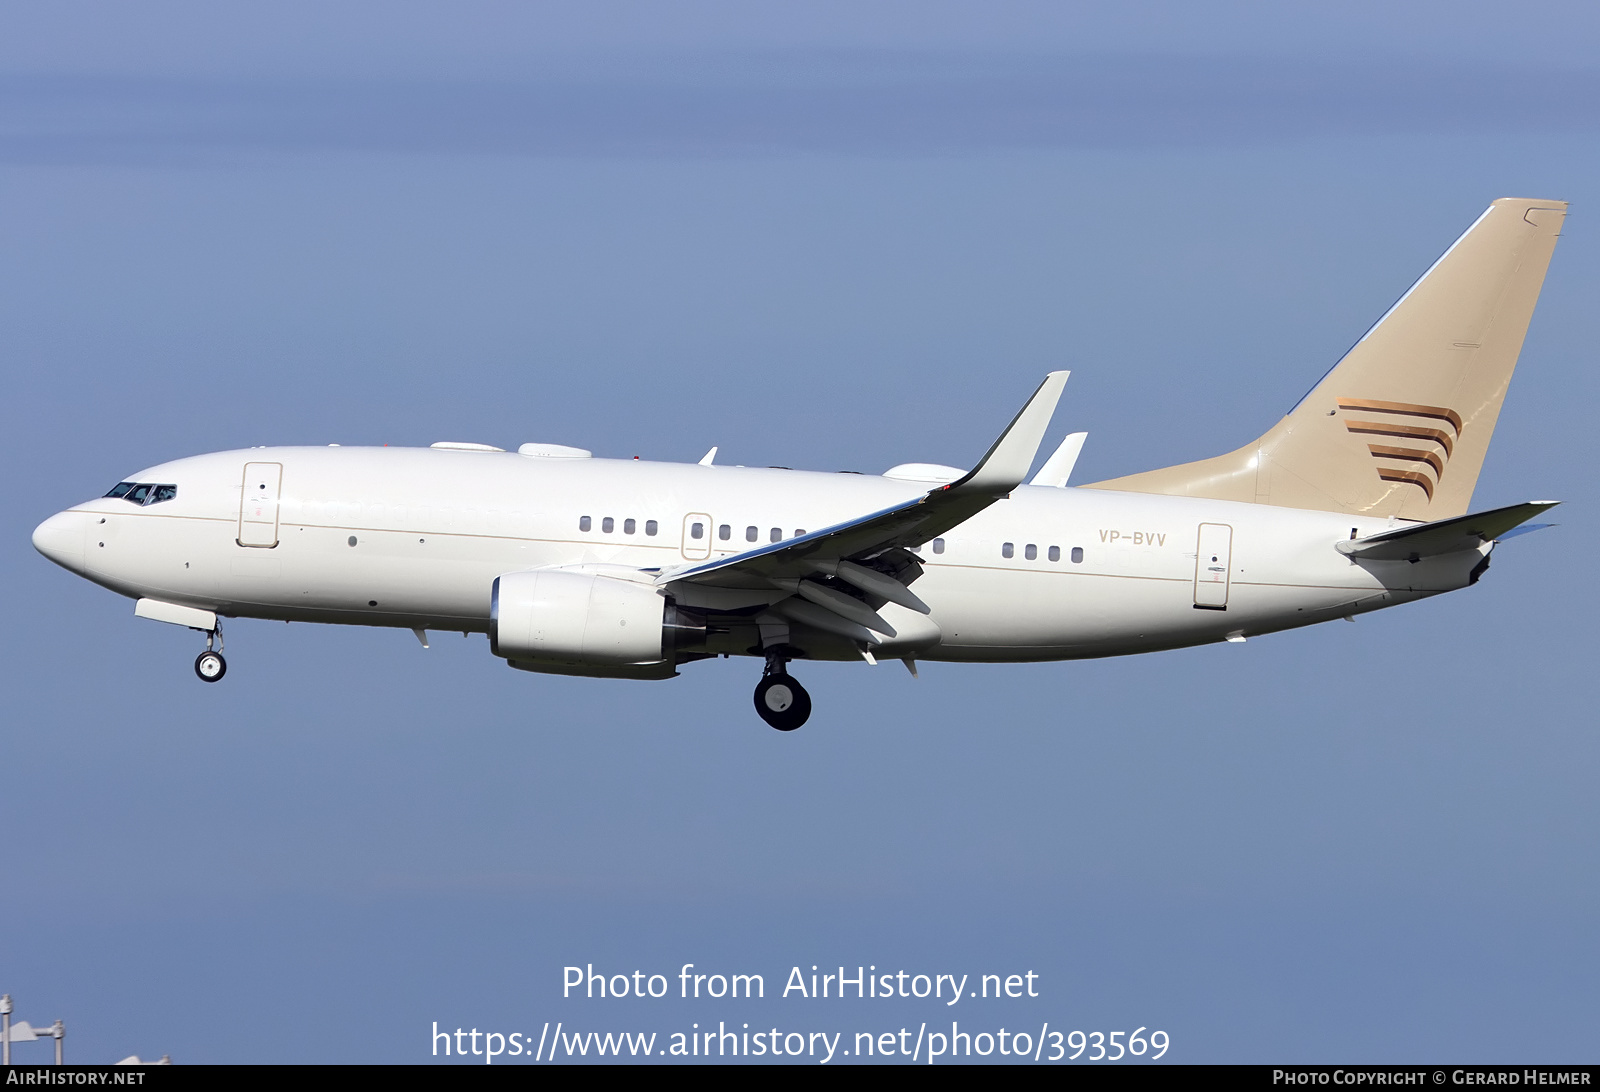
33;198;1565;729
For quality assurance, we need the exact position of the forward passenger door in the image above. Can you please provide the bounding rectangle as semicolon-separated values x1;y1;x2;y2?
238;462;283;548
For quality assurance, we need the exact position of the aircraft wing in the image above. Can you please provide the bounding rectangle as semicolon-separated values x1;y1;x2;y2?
655;372;1069;631
1335;500;1559;561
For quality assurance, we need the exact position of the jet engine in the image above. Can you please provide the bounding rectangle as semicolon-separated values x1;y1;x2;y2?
490;569;678;671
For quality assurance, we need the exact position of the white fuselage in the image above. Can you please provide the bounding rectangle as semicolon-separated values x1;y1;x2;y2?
33;445;1487;665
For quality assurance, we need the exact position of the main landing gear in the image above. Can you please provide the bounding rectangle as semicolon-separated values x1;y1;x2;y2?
754;652;811;731
194;623;226;683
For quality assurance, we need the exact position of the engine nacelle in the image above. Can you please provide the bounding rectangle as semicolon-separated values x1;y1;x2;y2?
491;570;666;666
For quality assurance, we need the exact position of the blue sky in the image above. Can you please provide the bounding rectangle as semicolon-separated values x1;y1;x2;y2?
3;2;1598;1064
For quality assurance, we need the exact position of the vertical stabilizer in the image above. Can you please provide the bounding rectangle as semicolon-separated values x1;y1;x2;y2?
1085;198;1566;519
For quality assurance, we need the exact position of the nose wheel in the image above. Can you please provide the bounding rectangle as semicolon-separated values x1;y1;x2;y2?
754;658;811;731
194;622;227;683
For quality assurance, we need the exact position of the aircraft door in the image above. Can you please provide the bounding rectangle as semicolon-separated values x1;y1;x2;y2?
1193;522;1233;610
681;512;712;560
238;462;283;548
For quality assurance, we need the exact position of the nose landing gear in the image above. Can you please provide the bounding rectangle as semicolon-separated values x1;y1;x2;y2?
194;623;226;683
754;652;811;731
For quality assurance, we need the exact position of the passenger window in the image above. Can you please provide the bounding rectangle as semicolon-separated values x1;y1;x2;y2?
690;522;704;540
745;525;758;542
646;520;659;536
719;524;731;541
770;527;782;543
579;516;592;532
105;482;136;499
1071;547;1084;563
624;518;636;535
1001;542;1014;559
794;529;806;537
932;538;945;554
1048;545;1060;562
1025;544;1037;560
125;484;152;505
602;517;614;533
151;485;177;504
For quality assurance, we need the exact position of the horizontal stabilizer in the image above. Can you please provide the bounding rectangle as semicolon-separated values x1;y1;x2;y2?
1336;500;1558;561
1493;522;1556;543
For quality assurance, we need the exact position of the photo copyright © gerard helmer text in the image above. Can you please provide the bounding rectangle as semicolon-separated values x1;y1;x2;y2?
430;963;1171;1063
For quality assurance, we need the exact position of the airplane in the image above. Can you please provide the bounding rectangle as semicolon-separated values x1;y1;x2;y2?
32;197;1566;731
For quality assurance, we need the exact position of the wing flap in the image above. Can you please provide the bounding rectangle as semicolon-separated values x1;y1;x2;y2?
771;598;883;645
785;578;897;637
814;558;931;614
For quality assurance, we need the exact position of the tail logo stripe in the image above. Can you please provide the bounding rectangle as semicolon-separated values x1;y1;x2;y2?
1366;444;1445;476
1376;469;1435;499
1344;420;1455;457
1341;396;1463;500
1376;468;1436;499
1336;398;1464;434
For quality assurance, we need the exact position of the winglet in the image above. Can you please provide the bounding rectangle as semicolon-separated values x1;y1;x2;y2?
1030;431;1087;487
699;446;718;466
948;371;1069;496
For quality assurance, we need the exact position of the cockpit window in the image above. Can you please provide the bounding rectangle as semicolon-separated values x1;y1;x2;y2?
106;482;177;506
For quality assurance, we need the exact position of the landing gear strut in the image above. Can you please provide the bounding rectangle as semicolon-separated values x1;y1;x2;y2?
194;623;227;683
754;652;811;731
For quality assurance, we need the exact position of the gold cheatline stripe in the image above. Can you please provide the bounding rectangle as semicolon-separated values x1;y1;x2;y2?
1367;444;1445;477
1377;468;1435;499
1336;398;1463;434
1343;420;1454;457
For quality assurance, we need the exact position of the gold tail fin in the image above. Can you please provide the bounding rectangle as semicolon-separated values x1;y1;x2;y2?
1084;198;1567;519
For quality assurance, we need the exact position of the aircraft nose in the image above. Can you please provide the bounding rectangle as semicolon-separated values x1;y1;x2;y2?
33;510;87;573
